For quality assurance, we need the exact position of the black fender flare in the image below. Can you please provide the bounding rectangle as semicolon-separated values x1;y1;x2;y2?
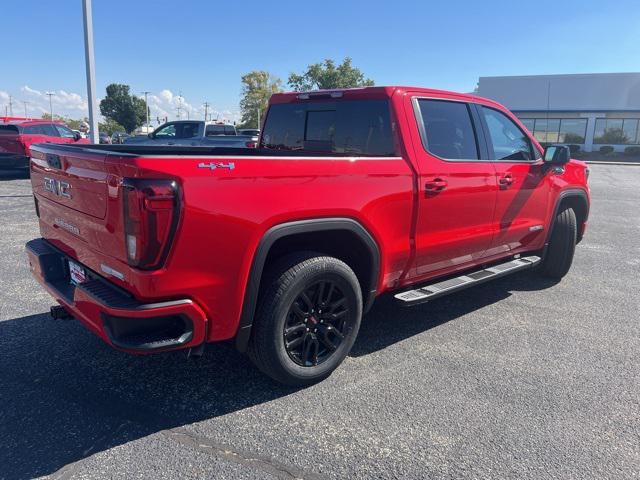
235;218;380;352
545;188;590;248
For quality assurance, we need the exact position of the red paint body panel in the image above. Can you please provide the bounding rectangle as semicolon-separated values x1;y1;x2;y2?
0;120;89;159
26;86;590;353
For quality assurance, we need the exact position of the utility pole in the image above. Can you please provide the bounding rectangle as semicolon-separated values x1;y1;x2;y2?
82;0;99;144
203;102;210;121
142;91;151;131
22;101;29;118
257;108;261;129
8;95;14;117
176;92;183;120
45;92;56;119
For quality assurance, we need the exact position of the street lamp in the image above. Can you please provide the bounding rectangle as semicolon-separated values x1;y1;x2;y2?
45;92;55;120
82;0;99;144
142;91;151;132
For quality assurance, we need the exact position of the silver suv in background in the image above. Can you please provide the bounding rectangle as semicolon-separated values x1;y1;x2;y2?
124;120;258;148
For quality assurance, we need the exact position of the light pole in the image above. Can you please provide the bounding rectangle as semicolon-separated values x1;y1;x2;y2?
82;0;99;144
23;101;29;119
45;92;55;120
142;91;151;132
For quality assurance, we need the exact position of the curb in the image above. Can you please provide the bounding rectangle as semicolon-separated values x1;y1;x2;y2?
584;161;640;166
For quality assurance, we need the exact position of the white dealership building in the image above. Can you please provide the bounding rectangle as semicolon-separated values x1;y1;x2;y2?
476;72;640;152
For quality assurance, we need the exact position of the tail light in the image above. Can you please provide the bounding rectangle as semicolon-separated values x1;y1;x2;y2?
245;141;257;148
122;179;180;270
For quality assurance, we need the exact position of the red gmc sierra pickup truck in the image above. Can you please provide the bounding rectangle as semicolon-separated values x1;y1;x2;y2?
25;86;590;385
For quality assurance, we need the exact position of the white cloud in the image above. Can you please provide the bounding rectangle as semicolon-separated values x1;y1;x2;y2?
1;86;240;124
145;89;240;125
0;85;90;119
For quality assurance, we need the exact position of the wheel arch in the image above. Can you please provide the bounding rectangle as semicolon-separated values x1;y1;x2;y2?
235;218;381;352
547;188;590;246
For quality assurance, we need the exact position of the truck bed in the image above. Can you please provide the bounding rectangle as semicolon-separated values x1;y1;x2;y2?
39;143;394;158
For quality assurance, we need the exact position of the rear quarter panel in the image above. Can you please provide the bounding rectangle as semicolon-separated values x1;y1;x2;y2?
136;155;414;341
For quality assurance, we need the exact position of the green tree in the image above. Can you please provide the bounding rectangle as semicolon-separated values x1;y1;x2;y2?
594;128;629;145
99;118;126;136
99;83;147;133
288;57;374;91
239;71;282;129
41;113;87;130
562;133;585;144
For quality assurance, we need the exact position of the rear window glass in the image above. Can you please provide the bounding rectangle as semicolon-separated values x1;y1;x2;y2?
261;100;396;156
0;125;20;134
206;125;236;136
417;99;479;160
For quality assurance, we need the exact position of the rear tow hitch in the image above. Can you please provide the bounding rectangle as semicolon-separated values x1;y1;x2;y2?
50;305;73;320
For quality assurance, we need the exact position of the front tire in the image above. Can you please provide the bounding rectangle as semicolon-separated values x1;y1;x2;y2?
248;255;362;386
539;206;577;279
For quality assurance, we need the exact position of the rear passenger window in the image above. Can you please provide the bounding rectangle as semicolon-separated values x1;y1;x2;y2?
176;122;200;139
23;126;43;135
480;106;534;161
40;124;59;137
417;99;478;160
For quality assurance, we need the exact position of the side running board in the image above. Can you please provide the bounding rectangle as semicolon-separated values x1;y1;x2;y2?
394;256;541;306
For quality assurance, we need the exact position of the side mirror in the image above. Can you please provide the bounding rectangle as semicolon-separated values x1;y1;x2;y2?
544;145;570;165
148;133;153;139
73;132;81;141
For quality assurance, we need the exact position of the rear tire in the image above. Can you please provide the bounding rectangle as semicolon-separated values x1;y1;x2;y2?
248;254;362;386
539;206;577;279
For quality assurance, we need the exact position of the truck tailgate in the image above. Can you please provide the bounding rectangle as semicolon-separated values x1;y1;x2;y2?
31;145;108;219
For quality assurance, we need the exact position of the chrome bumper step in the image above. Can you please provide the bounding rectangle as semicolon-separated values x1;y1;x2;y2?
394;256;541;306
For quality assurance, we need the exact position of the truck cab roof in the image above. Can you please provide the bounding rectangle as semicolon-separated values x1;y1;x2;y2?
270;85;500;108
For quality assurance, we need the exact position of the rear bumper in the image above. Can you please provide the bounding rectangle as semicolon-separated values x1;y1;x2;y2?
25;238;208;353
0;153;29;169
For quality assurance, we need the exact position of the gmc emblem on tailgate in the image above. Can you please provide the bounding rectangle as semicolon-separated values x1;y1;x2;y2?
44;177;72;199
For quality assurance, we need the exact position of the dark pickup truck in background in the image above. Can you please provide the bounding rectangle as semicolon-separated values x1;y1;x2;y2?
25;86;589;385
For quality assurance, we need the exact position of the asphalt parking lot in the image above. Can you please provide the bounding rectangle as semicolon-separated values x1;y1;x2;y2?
0;165;638;480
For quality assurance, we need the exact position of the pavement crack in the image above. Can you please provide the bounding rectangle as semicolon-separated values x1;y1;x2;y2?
164;427;323;480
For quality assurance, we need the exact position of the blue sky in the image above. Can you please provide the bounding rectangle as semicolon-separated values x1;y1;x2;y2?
1;0;639;122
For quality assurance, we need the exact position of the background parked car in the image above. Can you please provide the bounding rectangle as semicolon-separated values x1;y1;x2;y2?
0;120;88;169
124;120;258;148
111;132;131;144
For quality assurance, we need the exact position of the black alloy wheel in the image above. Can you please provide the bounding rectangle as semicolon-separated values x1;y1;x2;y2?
283;280;351;367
